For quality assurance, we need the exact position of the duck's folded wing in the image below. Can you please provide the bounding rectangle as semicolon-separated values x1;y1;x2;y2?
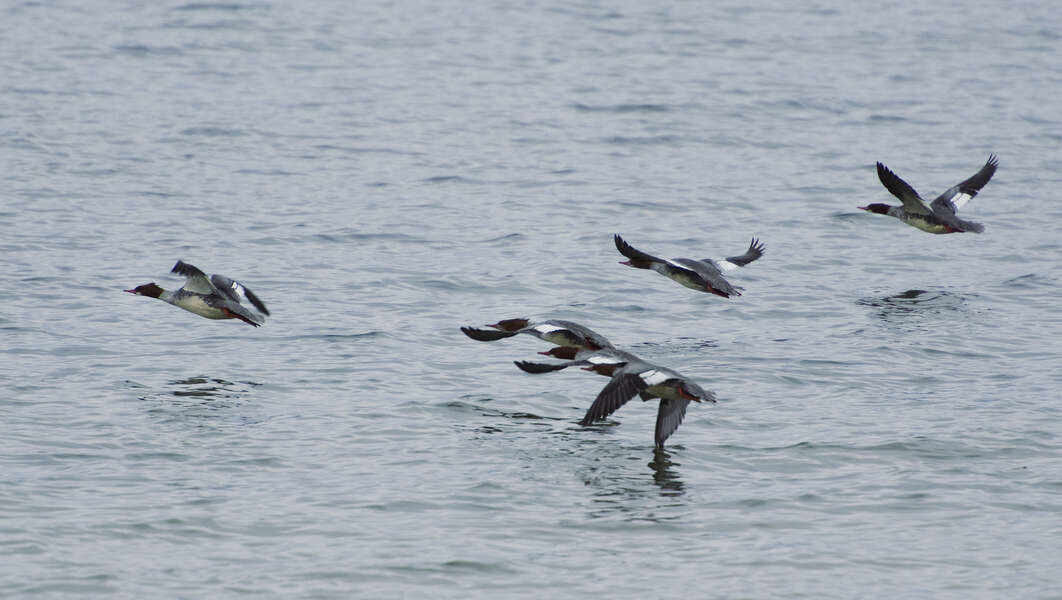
654;398;691;448
718;237;766;270
211;274;269;316
671;257;724;282
931;154;998;214
579;372;646;425
876;162;933;215
212;298;264;327
171;260;215;294
675;258;740;296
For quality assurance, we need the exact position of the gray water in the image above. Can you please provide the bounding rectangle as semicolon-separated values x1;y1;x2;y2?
3;0;1062;597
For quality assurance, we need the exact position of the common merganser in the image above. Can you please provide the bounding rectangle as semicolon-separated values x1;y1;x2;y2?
861;154;997;234
460;318;613;350
581;359;716;448
615;234;765;297
125;260;269;327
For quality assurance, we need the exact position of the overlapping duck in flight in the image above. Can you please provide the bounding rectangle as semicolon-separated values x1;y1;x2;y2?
460;318;613;351
515;345;715;448
614;234;765;297
861;154;998;234
125;260;269;327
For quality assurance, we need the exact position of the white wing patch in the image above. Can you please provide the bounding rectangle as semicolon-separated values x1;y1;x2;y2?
639;369;669;386
588;355;622;365
716;259;739;272
950;192;972;210
663;258;692;271
533;324;564;334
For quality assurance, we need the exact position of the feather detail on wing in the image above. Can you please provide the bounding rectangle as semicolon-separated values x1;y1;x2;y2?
614;234;665;265
876;162;933;215
211;274;269;315
931;154;998;214
719;237;766;270
171;260;215;294
579;372;647;426
654;398;691;448
513;360;580;374
461;326;518;341
220;301;264;327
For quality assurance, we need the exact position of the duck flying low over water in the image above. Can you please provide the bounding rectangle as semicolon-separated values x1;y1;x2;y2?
861;154;997;234
580;357;716;449
125;260;270;327
614;234;765;297
460;318;613;350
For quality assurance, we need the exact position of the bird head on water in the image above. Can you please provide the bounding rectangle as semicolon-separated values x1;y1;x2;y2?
859;203;891;215
124;283;163;298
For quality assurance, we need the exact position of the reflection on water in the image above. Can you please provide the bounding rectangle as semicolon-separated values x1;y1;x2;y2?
649;448;685;496
168;377;258;399
580;446;687;522
634;338;718;353
857;289;968;325
130;377;262;419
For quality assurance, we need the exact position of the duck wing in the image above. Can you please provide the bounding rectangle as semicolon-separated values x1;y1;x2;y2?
211;274;269;316
673;258;740;297
461;326;518;342
654;398;691;448
171;260;216;295
579;371;647;425
545;320;614;350
615;234;666;265
513;360;582;374
931;154;998;214
717;238;766;270
876;162;933;215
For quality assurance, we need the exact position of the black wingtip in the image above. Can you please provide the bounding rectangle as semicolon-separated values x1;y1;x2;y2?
513;360;566;374
875;161;893;182
460;326;515;342
243;287;270;316
170;260;206;278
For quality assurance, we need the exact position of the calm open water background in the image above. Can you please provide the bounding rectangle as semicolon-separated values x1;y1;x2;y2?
3;0;1062;597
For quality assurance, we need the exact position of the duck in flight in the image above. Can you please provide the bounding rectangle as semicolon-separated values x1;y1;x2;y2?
581;357;715;448
861;154;998;234
614;235;765;297
515;346;715;448
125;260;269;327
460;318;613;351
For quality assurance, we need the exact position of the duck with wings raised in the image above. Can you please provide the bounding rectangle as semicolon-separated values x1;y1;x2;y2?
861;155;997;234
125;261;270;327
614;234;765;297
